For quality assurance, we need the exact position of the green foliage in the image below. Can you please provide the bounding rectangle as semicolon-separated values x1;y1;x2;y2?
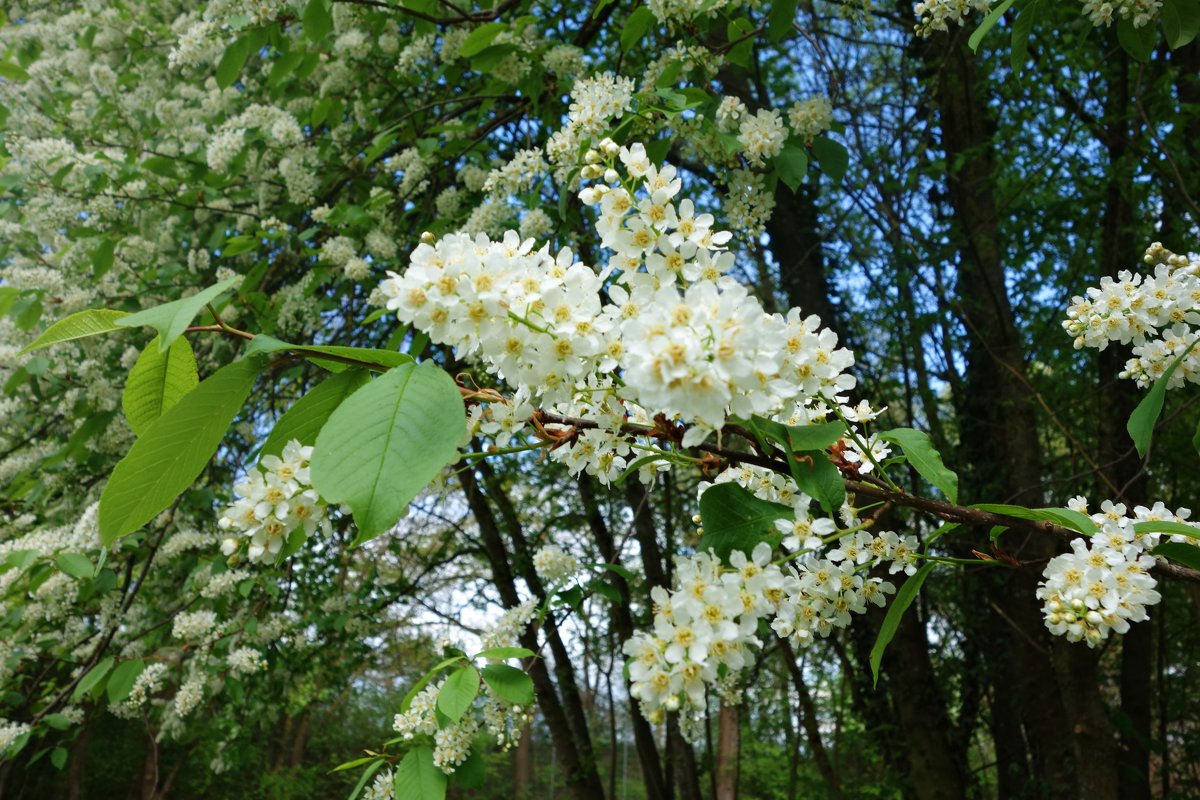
699;482;792;560
879;427;959;504
436;665;480;722
121;335;199;436
310;362;466;543
114;276;239;352
480;663;535;705
19;308;129;354
259;369;370;461
393;746;446;800
869;563;934;687
99;357;262;544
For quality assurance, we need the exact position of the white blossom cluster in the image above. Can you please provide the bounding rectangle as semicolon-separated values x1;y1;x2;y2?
737;109;787;166
173;609;219;643
788;96;834;144
915;0;1160;35
217;440;331;564
546;73;636;183
1080;0;1161;27
0;719;31;754
622;535;899;730
226;647;268;676
913;0;992;36
111;662;169;719
532;545;581;585
393;668;532;773
1062;242;1200;389
381;142;856;484
1037;498;1198;647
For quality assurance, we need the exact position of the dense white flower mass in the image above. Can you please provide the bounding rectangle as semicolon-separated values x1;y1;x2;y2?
623;526;903;730
532;545;580;585
217;440;331;564
381;141;857;484
915;0;1160;36
1037;498;1197;647
1063;242;1200;389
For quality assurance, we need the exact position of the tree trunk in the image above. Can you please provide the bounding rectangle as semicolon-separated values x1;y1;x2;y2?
714;702;739;800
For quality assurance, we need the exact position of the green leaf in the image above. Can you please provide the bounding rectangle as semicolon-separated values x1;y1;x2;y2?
259;369;369;462
99;357;262;544
1133;520;1200;539
55;553;94;580
970;504;1098;535
215;35;254;89
20;309;129;354
400;656;466;712
767;0;799;41
588;577;622;602
268;48;306;87
725;17;755;67
1128;337;1200;457
1010;0;1047;74
1151;541;1200;570
122;336;199;436
311;362;466;543
106;658;145;704
621;7;655;51
0;62;29;82
393;746;446;800
698;482;793;560
597;562;635;581
1117;16;1156;61
115;276;239;352
91;238;117;277
347;759;385;800
774;144;808;192
968;0;1015;52
786;420;846;451
455;745;486;788
810;136;849;182
787;450;845;514
303;0;333;41
460;22;508;57
330;755;381;774
222;235;258;257
437;665;480;722
1162;0;1200;48
245;334;413;372
879;427;958;504
481;663;535;705
72;657;114;703
473;646;536;661
50;747;67;770
869;563;934;687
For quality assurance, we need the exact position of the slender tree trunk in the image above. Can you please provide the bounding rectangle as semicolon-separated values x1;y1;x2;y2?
460;466;607;800
919;24;1124;796
779;639;840;798
515;721;533;796
714;703;739;800
580;477;669;800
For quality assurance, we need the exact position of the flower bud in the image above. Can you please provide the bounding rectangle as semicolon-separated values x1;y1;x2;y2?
664;694;681;712
1071;598;1085;612
1085;611;1103;626
604;168;619;183
579;187;599;206
601;137;619;156
420;231;435;244
584;149;601;164
221;538;239;556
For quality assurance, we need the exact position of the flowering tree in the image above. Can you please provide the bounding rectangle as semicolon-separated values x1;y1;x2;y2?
2;0;1200;798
